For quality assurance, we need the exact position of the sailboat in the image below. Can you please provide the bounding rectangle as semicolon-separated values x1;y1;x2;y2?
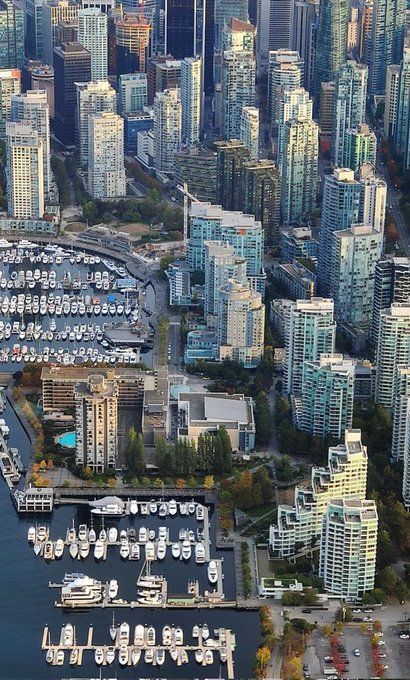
109;613;117;641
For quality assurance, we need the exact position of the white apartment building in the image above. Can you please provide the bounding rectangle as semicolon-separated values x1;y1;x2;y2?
358;163;387;236
204;240;247;320
403;421;410;508
375;303;410;409
221;50;256;140
88;112;126;199
269;429;368;558
280;115;318;223
42;0;79;65
285;297;336;395
6;122;44;219
392;365;410;460
77;80;117;166
277;87;312;167
78;8;108;81
10;90;51;195
217;279;265;368
118;73;147;114
240;106;259;160
153;88;182;173
267;50;303;126
319;498;378;599
181;56;201;147
74;374;118;473
0;69;20;139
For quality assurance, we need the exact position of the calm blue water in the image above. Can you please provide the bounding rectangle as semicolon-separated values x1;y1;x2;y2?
55;431;76;448
0;398;261;679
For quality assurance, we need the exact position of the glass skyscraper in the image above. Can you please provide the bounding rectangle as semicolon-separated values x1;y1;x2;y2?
0;0;24;69
314;0;348;104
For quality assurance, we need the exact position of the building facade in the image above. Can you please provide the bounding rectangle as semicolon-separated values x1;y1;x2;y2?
0;68;20;139
118;73;147;115
6;122;44;219
242;159;281;244
332;60;368;167
180;56;201;147
314;0;348;103
0;0;24;69
76;80;116;165
153;87;181;173
78;8;107;81
343;124;377;172
88;111;126;199
375;303;410;409
221;49;256;140
217;279;265;367
53;41;91;146
280;115;318;223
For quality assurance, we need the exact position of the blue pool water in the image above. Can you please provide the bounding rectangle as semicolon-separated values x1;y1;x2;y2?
56;430;76;448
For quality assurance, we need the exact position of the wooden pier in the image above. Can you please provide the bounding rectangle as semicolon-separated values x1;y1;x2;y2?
41;624;236;678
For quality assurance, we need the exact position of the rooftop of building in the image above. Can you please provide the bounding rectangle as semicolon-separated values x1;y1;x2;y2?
178;391;253;428
75;373;118;399
41;365;155;381
190;202;261;229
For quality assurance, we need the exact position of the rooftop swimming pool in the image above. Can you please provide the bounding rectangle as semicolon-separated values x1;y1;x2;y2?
56;431;76;448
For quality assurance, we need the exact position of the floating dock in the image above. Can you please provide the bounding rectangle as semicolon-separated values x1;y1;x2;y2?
41;624;236;679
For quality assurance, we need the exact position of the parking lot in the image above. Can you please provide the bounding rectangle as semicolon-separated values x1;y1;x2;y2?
303;620;410;679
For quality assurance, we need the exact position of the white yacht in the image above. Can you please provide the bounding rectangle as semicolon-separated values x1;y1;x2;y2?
120;542;130;559
129;499;138;515
94;648;104;665
157;540;167;560
108;527;118;543
168;498;177;515
196;504;205;521
182;540;191;560
145;541;155;560
134;624;145;646
172;543;181;559
94;540;104;560
108;579;118;599
207;560;218;584
195;542;205;563
55;538;65;559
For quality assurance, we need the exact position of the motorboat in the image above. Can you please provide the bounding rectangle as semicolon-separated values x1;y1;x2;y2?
62;623;74;646
157;540;167;560
162;625;172;645
94;540;104;560
46;649;54;664
188;502;196;514
137;574;163;589
99;528;107;542
174;627;183;645
207;560;218;584
69;648;79;665
119;621;130;645
196;504;205;521
79;542;89;559
106;647;115;665
78;524;87;541
27;526;36;542
159;502;167;516
128;528;136;542
44;541;54;560
146;626;156;645
55;650;64;666
170;648;178;661
129;499;138;515
108;579;118;599
94;648;104;665
131;648;141;665
202;623;210;640
130;543;140;560
172;543;181;559
140;502;148;515
145;541;155;560
195;649;203;663
33;543;41;556
195;543;205;564
220;647;228;663
205;649;214;665
180;502;188;515
66;525;76;543
158;526;167;541
180;649;189;664
37;526;48;541
120;529;127;540
61;577;102;606
156;649;165;666
108;527;117;543
88;528;96;543
90;497;125;516
179;529;187;541
109;616;117;641
62;572;86;585
55;538;65;559
138;526;148;542
168;498;177;515
120;542;130;559
192;624;199;638
144;648;154;664
188;529;195;542
134;624;144;646
182;540;191;560
149;529;156;541
149;500;158;514
118;646;129;666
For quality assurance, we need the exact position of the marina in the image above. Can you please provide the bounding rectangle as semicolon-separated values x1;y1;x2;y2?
41;622;236;678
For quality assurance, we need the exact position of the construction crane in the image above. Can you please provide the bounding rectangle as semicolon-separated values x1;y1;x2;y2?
176;183;202;247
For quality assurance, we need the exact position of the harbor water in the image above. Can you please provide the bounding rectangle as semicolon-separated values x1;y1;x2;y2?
0;393;262;679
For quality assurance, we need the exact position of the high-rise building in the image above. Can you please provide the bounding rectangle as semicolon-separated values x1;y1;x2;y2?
343;124;377;172
115;10;150;77
88;111;126;199
26;0;44;60
118;73;147;115
204;240;247;319
42;0;80;66
347;4;359;50
314;0;348;104
164;0;196;59
317;168;361;295
404;429;410;507
240;106;259;160
74;373;118;473
242;159;281;244
330;223;382;327
267;49;303;126
290;0;319;93
215;139;250;211
180;56;201;147
375;303;410;409
270;429;368;557
392;366;410;461
214;0;248;71
0;0;24;69
76;80;116;165
188;203;264;282
22;63;54;117
277;86;312;166
285;297;336;394
174;147;218;202
384;64;400;139
6;122;44;218
53;41;91;146
332;60;368;167
359;0;373;65
298;353;355;438
371;257;410;348
394;47;410;170
319;498;378;598
217;279;265;367
366;0;405;96
280;115;318;223
10;90;51;196
153;87;181;173
147;57;181;105
357;163;387;236
221;49;256;139
0;68;20;139
257;0;292;70
78;8;107;81
319;80;335;140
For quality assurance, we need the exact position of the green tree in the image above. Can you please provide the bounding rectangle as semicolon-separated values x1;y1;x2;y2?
218;425;233;472
376;566;398;596
125;428;145;475
155;437;175;475
254;466;273;503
